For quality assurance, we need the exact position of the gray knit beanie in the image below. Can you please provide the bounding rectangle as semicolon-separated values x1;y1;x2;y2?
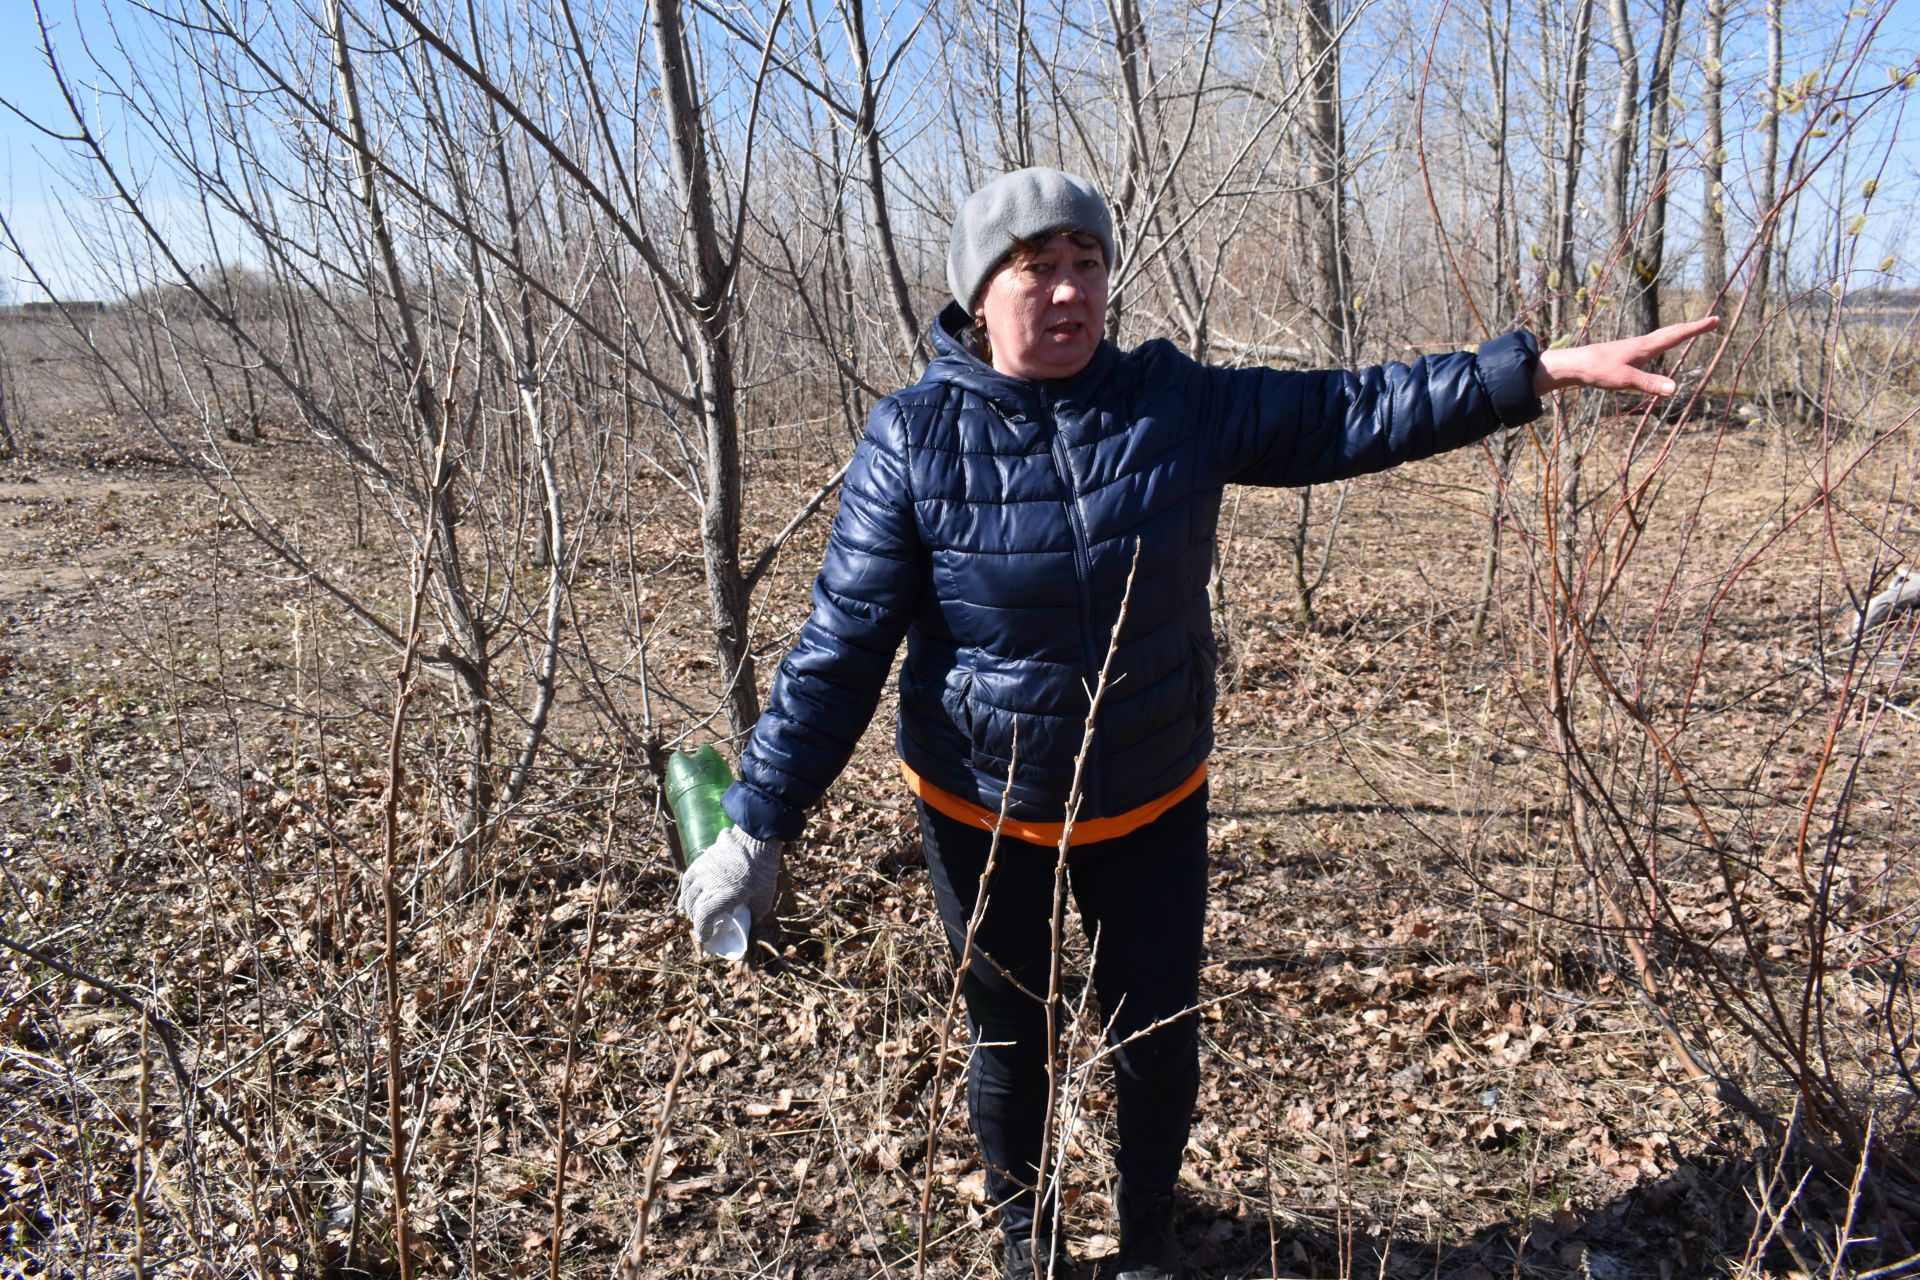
947;167;1116;312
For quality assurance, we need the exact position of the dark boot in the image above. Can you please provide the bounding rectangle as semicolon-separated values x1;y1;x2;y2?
1003;1232;1078;1279
1113;1185;1177;1280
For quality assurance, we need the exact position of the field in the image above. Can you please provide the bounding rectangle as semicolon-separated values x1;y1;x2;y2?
2;310;1917;1279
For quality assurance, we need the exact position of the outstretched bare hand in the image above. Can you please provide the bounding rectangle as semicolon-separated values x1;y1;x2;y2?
1533;315;1720;397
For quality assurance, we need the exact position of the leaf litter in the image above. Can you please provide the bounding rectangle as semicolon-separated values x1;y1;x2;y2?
2;388;1916;1277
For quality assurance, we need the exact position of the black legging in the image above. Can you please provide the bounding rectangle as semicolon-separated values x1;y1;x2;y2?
917;786;1209;1244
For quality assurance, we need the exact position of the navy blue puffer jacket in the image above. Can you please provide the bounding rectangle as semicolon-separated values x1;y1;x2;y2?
724;305;1542;842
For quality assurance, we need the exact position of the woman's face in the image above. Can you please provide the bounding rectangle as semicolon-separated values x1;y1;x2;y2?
976;232;1108;380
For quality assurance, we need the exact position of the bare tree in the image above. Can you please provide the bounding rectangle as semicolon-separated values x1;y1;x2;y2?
1480;0;1520;326
1752;0;1786;333
1296;0;1357;363
1604;0;1684;335
1545;0;1597;341
1631;0;1686;334
328;0;497;885
1469;0;1522;644
12;0;820;891
1603;0;1642;332
0;329;17;460
647;0;772;741
843;0;928;363
701;0;930;374
1264;0;1359;632
1102;0;1216;354
1700;0;1729;305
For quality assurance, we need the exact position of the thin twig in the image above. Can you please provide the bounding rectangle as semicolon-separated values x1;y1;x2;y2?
616;1018;697;1275
916;729;1018;1277
1035;540;1143;1268
0;933;256;1159
551;779;618;1280
376;401;458;1280
133;1001;151;1280
1824;1116;1873;1280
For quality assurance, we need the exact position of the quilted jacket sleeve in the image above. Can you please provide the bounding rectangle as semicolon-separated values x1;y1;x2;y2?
723;398;926;842
1205;330;1543;488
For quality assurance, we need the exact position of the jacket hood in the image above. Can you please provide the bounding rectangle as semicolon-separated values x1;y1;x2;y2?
924;300;1122;413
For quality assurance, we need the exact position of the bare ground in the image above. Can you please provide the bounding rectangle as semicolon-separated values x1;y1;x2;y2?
3;352;1917;1278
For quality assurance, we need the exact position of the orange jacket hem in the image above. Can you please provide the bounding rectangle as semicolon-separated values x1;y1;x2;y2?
899;760;1207;847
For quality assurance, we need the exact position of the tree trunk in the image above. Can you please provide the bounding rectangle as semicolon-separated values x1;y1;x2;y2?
1547;0;1596;591
0;339;16;460
1548;0;1595;340
1701;0;1728;305
459;0;566;816
1275;0;1358;634
1604;0;1639;333
1472;0;1519;646
331;0;493;891
1632;0;1686;335
1298;0;1356;363
1289;487;1317;631
1482;0;1518;323
1110;0;1208;356
1753;0;1784;334
651;0;761;740
845;0;925;366
1007;0;1034;167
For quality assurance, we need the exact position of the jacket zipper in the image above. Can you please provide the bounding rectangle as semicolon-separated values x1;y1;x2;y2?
1044;388;1104;816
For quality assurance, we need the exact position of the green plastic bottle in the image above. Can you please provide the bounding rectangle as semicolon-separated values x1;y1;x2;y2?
665;745;750;959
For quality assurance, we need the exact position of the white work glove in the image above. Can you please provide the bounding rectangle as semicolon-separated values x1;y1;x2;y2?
677;826;783;960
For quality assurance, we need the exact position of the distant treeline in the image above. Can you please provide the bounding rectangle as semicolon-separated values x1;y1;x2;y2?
1;301;108;318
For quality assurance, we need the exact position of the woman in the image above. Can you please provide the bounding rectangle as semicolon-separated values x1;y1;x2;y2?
680;167;1716;1279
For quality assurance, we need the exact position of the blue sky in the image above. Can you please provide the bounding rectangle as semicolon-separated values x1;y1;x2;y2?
0;1;142;300
4;0;1918;303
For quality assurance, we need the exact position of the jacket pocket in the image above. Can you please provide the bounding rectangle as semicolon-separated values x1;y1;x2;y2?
940;662;977;741
943;660;1014;773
